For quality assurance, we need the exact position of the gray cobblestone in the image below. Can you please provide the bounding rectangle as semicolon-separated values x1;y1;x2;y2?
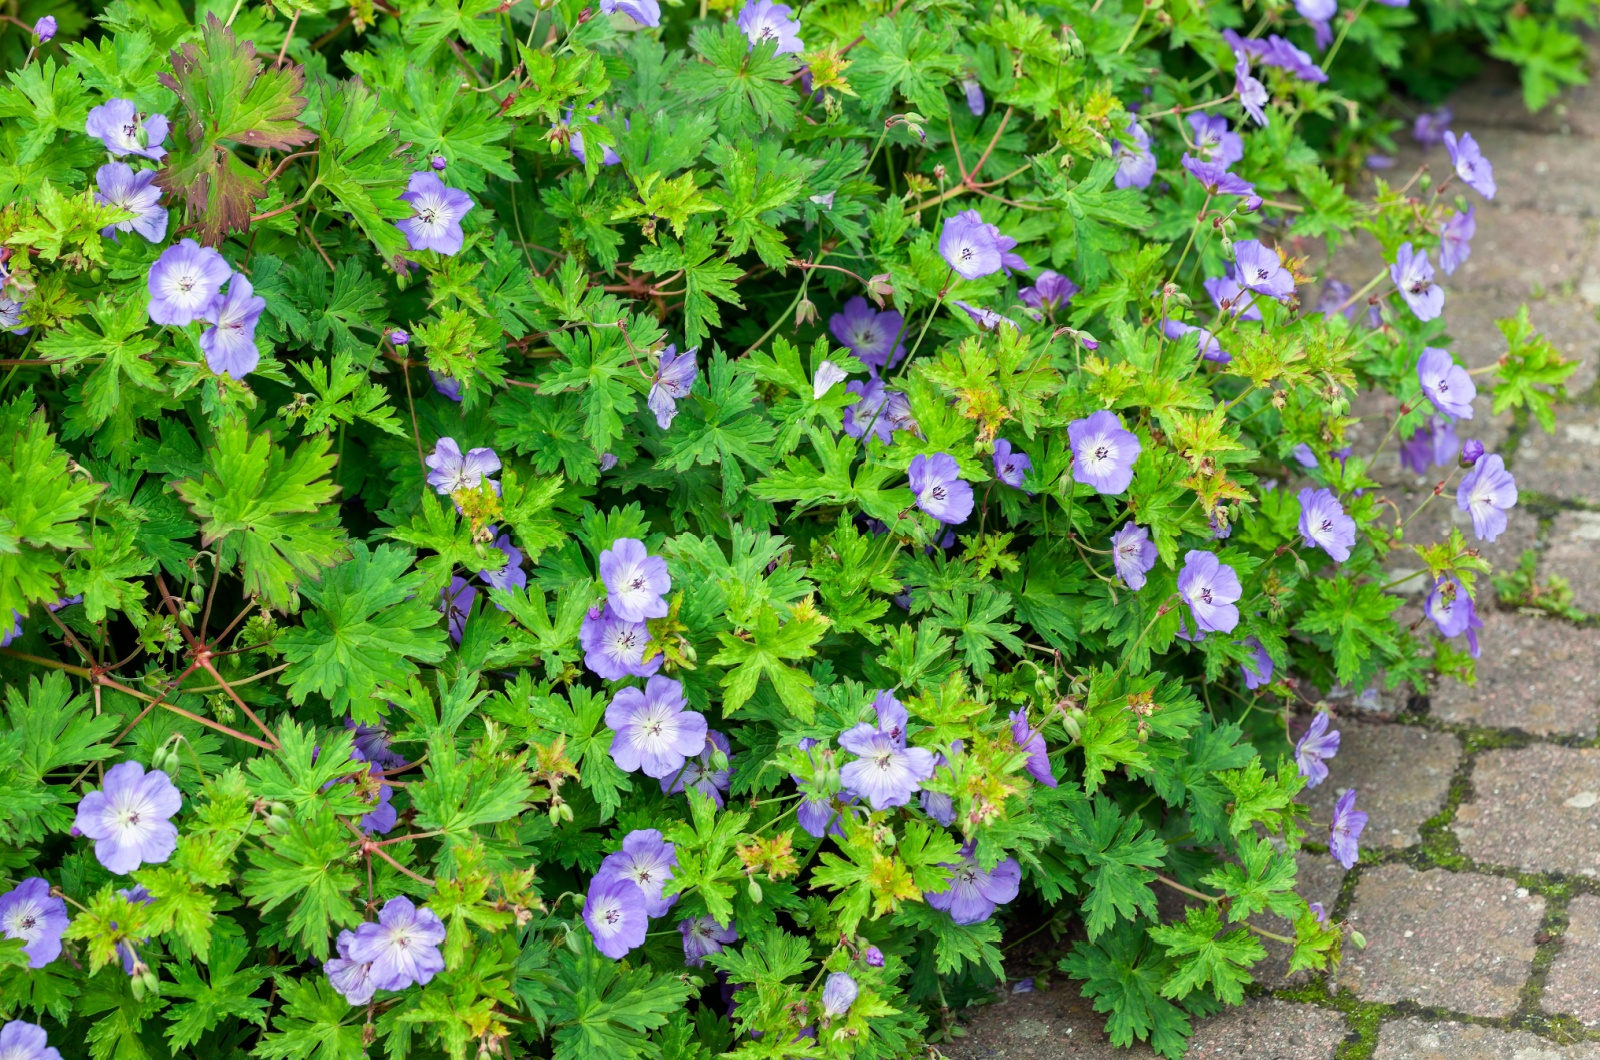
1454;744;1600;876
1374;1017;1600;1059
1431;612;1600;736
1301;722;1458;851
1542;894;1600;1027
1541;509;1600;615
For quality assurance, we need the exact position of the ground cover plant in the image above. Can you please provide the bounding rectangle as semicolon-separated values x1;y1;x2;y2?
0;0;1586;1057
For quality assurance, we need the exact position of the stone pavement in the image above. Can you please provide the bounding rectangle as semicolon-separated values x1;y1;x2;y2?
945;54;1600;1060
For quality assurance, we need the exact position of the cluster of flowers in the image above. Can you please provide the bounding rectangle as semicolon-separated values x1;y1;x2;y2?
324;897;447;1005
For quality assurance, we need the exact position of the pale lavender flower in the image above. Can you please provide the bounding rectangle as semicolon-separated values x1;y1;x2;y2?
1309;902;1329;924
324;929;376;1005
1009;710;1056;787
0;1022;62;1060
1366;153;1395;170
95;163;166;243
908;452;973;525
1440;205;1475;274
1112;121;1156;190
585;876;649;959
662;729;732;807
1068;410;1140;494
839;722;935;810
1461;439;1485;466
85;98;169;161
0;291;26;334
566;109;621;167
430;154;447;170
607;676;707;779
1111;523;1158;590
0;879;69;969
1182;154;1253;197
872;689;908;747
1188;114;1243;168
952;300;1017;332
200;274;265;379
1258;35;1328;82
601;0;660;26
649;345;698;430
595;829;678;917
1426;574;1482;658
963;76;986;116
33;15;56;41
939;210;1004;280
680;916;737;966
1413;106;1452;146
1456;453;1517;542
1239;637;1274;691
1163;318;1227;363
1178;550;1242;634
1417;346;1475;419
397;172;474;255
1;611;21;647
74;762;180;874
864;946;885;967
1398;415;1458;474
1017;271;1078;313
992;439;1031;489
599;538;670;623
1235;58;1269;126
1391;242;1443;321
146;239;230;326
351;761;397;836
424;437;501;494
1292;443;1318;468
1444;130;1496;199
1329;788;1367;868
926;844;1021;925
430;372;461;401
390;329;410;345
822;972;858;1017
442;576;475;644
480;528;526;595
600;452;619;471
1294;712;1340;788
580;605;662;680
1234;239;1295;301
1205;268;1263;321
1298;487;1356;562
842;377;915;444
737;0;804;54
346;718;407;773
829;297;905;372
1295;0;1336;48
920;743;958;826
348;897;446;990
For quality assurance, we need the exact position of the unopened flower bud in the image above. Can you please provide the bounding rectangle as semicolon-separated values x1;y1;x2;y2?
864;945;885;967
748;878;763;903
1459;439;1484;467
1243;195;1263;214
795;297;817;327
150;744;180;779
389;329;410;346
866;273;894;307
138;965;161;997
34;15;56;41
933;163;947;182
265;812;290;834
430;155;447;171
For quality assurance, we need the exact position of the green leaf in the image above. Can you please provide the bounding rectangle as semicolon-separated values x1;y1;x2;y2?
240;803;363;959
630;221;743;348
255;975;365;1060
1488;16;1589;111
1490;306;1580;431
852;16;964;120
1061;920;1192;1058
1059;796;1165;940
1148;904;1264;1004
0;391;103;617
708;601;828;717
164;928;270;1052
547;935;695;1060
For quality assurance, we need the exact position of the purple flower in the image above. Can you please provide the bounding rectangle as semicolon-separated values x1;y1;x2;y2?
920;765;955;826
348;897;446;991
1258;35;1328;82
346;718;406;772
907;452;973;525
680;916;737;966
85;99;169;161
1426;574;1483;658
95;163;166;243
1366;153;1395;170
601;0;660;26
324;929;376;1005
953;300;1018;332
1017;271;1078;313
481;528;526;594
1329;788;1367;869
1239;637;1274;691
1461;439;1485;466
1309;902;1329;924
736;0;804;54
1399;415;1458;475
662;729;732;807
595;829;678;917
1188;114;1243;168
1111;523;1158;591
1417;346;1475;419
1112;121;1156;190
1181;153;1254;197
397;172;474;255
424;437;501;494
0;291;26;334
1391;242;1443;321
0;879;69;969
838;723;935;810
442;576;475;644
1297;487;1356;562
600;452;619;471
607;676;707;779
74;762;180;874
429;371;461;401
580;605;662;680
962;76;986;116
0;1022;61;1060
871;690;909;747
1009;710;1056;787
1163;318;1227;363
1178;550;1242;634
585;876;649;959
1413;106;1452;146
1234;58;1270;127
926;845;1021;925
1234;239;1295;301
1440;205;1475;275
1068;410;1140;494
1292;443;1318;469
146;238;230;326
1205;268;1263;321
391;329;410;345
1295;0;1336;48
992;439;1032;489
842;377;915;444
1444;130;1496;199
200;273;265;379
822;972;858;1017
566;109;621;167
33;15;56;41
649;345;698;430
599;538;670;623
430;154;447;170
829;296;905;372
812;360;846;400
1294;712;1340;788
864;946;885;967
1;610;21;647
939;210;1004;280
1457;453;1517;542
352;762;398;836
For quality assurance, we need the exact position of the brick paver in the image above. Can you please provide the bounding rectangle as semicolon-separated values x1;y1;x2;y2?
1542;894;1600;1027
1453;744;1600;876
1510;403;1600;507
1374;1018;1600;1059
1300;722;1458;850
1430;612;1600;735
1541;509;1600;615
